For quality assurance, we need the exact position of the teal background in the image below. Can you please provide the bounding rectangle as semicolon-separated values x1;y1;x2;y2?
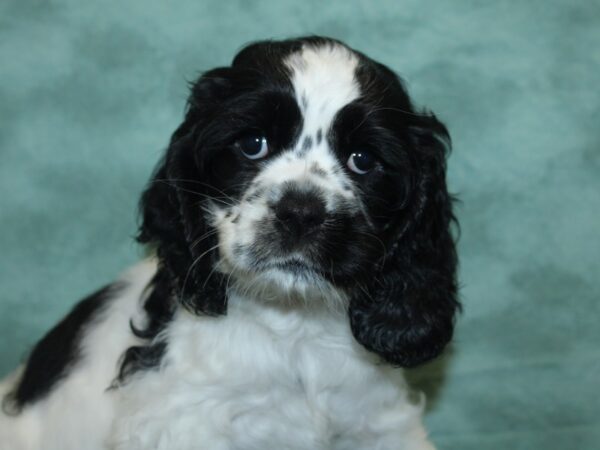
1;0;599;448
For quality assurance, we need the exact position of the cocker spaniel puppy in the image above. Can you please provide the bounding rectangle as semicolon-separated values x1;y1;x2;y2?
0;36;458;450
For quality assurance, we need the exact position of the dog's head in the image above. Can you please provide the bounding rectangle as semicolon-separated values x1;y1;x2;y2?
139;37;459;367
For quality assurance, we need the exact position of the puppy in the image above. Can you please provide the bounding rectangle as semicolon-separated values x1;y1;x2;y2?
0;36;459;450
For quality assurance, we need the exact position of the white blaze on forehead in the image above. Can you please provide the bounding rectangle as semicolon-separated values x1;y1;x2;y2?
285;43;360;134
242;44;363;205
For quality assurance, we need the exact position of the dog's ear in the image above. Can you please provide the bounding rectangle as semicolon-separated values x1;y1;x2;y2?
349;114;460;367
138;69;234;316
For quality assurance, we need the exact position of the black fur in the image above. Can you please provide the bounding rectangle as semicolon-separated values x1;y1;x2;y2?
133;35;459;371
298;135;313;156
334;54;460;367
3;284;121;413
116;270;174;383
316;129;323;145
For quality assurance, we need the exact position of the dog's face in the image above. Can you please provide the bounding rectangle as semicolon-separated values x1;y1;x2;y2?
211;44;404;303
140;37;459;367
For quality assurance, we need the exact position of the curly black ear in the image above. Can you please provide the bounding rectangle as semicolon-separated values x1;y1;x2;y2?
138;69;234;316
349;114;459;368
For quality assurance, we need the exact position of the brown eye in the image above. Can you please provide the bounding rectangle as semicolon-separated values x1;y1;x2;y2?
347;152;375;174
237;134;269;160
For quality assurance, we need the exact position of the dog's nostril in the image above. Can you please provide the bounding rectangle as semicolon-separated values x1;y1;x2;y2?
273;190;326;238
277;206;323;229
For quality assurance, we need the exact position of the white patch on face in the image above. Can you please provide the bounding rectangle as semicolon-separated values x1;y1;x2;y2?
285;43;360;137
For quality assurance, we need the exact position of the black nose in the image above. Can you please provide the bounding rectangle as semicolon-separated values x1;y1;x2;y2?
273;189;326;239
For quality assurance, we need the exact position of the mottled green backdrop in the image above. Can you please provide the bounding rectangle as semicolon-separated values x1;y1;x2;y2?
1;1;599;448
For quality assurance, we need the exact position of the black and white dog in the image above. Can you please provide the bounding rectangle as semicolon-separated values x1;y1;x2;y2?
0;36;459;450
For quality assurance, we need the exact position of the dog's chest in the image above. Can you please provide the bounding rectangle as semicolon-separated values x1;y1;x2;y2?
111;301;397;449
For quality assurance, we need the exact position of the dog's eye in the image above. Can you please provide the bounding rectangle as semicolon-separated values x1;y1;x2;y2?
237;134;269;160
347;152;375;174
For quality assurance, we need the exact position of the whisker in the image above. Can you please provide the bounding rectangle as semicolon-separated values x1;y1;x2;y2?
180;243;221;304
352;229;388;264
151;179;239;207
189;229;220;252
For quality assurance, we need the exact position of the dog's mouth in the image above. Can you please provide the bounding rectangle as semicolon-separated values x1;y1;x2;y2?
258;258;324;278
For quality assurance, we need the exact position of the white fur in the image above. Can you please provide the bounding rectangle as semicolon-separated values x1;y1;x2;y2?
286;43;360;137
108;276;432;450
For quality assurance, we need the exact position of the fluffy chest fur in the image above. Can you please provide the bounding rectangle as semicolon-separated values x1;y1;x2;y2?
110;290;427;450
